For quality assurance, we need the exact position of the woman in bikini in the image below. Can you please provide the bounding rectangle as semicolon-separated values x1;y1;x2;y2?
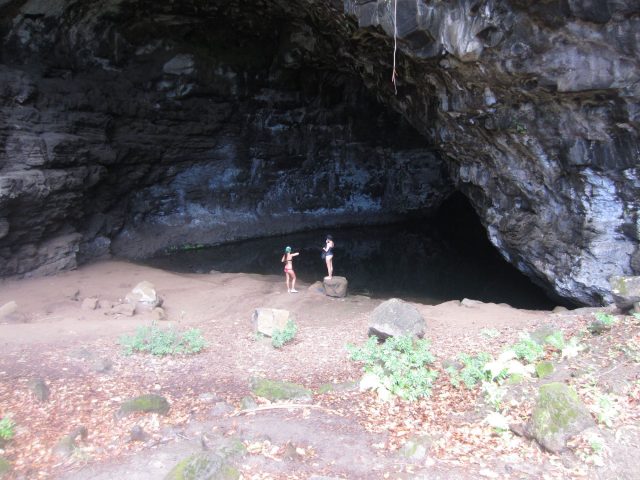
281;246;299;293
323;235;334;279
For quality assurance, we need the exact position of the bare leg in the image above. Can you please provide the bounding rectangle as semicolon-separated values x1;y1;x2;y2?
326;257;333;279
285;272;290;292
290;272;298;292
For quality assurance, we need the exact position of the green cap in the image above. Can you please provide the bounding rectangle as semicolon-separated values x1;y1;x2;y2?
285;246;291;252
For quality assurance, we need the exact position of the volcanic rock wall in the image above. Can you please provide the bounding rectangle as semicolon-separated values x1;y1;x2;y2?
1;0;639;306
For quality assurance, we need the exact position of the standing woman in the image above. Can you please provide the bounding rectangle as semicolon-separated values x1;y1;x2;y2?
323;235;334;279
281;246;299;293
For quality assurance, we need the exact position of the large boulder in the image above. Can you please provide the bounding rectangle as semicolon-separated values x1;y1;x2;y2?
526;382;595;453
251;308;294;337
609;276;640;311
368;298;426;340
164;452;239;480
323;276;348;298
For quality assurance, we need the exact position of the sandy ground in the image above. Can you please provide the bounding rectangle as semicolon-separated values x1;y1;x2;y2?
2;259;608;480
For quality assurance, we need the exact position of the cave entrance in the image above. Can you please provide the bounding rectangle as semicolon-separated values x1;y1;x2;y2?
141;193;558;310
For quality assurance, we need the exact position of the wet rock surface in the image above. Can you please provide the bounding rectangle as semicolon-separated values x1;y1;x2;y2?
1;0;639;306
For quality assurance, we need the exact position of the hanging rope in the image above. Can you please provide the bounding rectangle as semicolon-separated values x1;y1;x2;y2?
391;0;398;95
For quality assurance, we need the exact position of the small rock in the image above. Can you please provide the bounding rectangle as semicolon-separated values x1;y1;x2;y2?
552;306;568;313
322;276;348;298
81;297;98;310
368;298;426;340
98;299;114;310
53;427;87;459
251;308;293;337
29;378;50;402
399;434;433;460
240;396;257;410
126;281;161;310
116;394;170;420
111;303;136;317
460;298;484;307
164;452;238;480
609;275;640;311
64;288;80;301
250;377;311;402
198;392;219;403
151;307;167;321
129;425;148;443
0;301;18;321
93;357;113;373
209;402;234;417
535;361;555;379
587;319;611;335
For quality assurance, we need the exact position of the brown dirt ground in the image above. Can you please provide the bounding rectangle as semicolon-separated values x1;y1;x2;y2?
0;260;638;479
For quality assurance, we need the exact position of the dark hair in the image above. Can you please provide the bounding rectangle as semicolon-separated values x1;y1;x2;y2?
326;234;333;241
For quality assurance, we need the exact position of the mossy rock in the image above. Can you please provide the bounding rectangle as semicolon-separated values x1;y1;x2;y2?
527;382;594;453
535;361;555;379
117;394;170;419
250;378;311;401
508;373;525;385
0;457;11;477
530;325;557;345
399;434;433;460
587;319;612;335
164;452;239;480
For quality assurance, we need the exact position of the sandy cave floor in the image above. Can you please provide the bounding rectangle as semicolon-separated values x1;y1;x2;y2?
0;260;638;479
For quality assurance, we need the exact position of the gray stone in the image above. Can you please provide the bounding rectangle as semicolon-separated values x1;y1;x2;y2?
93;357;113;373
250;377;312;402
53;426;88;459
323;276;348;298
164;452;238;480
368;298;426;340
29;378;49;402
251;308;293;337
609;276;640;311
110;303;136;317
526;382;595;453
151;306;167;321
125;281;161;309
0;301;18;322
116;394;170;419
81;297;98;310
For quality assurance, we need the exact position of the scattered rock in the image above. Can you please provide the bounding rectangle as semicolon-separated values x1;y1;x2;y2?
164;452;239;480
93;357;113;373
110;303;136;317
126;281;162;310
525;382;595;453
251;308;294;337
98;299;114;310
368;298;426;340
250;377;312;402
209;402;234;417
609;276;640;311
535;361;555;379
152;306;167;321
116;394;170;419
588;319;612;335
129;425;148;443
398;434;433;460
239;396;257;410
29;378;50;402
322;276;348;298
0;301;18;322
81;297;98;310
53;426;88;458
460;298;484;307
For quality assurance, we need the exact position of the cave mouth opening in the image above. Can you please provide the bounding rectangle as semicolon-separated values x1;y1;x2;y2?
141;192;560;310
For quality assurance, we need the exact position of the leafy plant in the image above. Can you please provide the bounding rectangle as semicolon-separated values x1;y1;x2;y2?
0;416;15;441
271;320;297;349
592;393;620;428
512;337;544;363
482;381;507;411
348;336;438;401
594;312;616;326
120;324;207;356
544;331;565;350
447;352;493;388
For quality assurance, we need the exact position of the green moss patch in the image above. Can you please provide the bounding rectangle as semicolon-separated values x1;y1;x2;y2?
117;394;170;419
250;378;311;401
535;361;555;379
0;457;11;477
164;452;239;480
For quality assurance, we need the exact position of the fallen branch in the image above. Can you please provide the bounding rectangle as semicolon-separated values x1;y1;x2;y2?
231;404;342;417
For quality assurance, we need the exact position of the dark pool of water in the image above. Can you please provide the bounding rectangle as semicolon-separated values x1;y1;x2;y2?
142;217;558;310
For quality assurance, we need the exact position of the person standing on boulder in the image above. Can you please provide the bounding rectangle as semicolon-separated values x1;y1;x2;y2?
281;246;299;293
323;235;334;279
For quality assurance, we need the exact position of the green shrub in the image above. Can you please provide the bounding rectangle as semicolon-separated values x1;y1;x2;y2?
0;416;15;441
348;336;438;401
512;337;544;363
120;325;207;356
544;331;565;350
447;352;493;388
271;320;297;349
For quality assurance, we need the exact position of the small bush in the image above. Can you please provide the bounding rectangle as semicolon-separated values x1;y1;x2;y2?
447;352;493;388
348;335;438;401
512;337;544;363
271;320;297;349
0;416;15;441
120;325;207;356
